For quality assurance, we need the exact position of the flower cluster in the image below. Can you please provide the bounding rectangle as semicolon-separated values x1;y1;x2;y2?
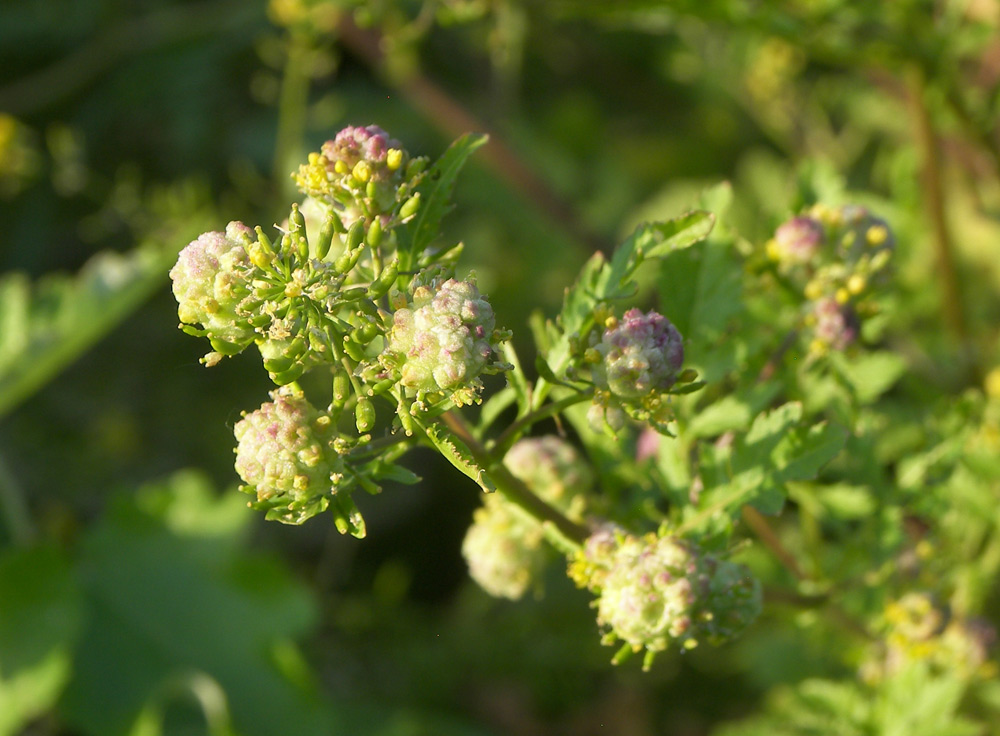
233;385;346;524
767;203;893;357
462;436;592;599
169;222;256;363
170;126;508;530
381;277;509;406
584;308;688;433
293;124;424;232
860;593;997;683
569;527;761;668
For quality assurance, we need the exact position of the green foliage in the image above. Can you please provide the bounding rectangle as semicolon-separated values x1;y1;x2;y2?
2;0;1000;733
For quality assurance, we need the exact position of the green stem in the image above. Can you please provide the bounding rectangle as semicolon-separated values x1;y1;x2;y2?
441;411;589;551
489;391;591;458
0;451;35;545
273;31;312;194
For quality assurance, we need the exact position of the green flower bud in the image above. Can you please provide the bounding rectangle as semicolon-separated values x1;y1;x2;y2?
597;309;684;399
462;494;545;600
504;436;593;513
383;278;502;397
463;436;592;600
170;222;256;355
233;386;344;523
572;529;761;658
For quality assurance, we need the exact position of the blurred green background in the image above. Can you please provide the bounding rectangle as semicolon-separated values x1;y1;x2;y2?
1;1;1000;734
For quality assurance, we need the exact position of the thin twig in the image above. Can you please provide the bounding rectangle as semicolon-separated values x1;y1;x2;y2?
441;411;589;548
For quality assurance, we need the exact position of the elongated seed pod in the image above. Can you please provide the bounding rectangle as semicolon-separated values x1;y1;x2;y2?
355;397;376;433
367;261;398;299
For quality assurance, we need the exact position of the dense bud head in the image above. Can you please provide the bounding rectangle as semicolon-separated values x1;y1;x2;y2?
462;495;545;600
862;592;998;682
324;125;399;171
597;309;684;399
574;529;761;655
169;222;256;348
294;125;417;230
771;215;824;264
837;204;894;262
504;436;593;511
811;296;858;353
384;278;498;395
233;387;342;519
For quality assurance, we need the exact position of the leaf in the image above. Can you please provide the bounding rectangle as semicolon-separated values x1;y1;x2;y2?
0;247;177;419
658;228;742;350
418;420;496;494
403;133;489;259
59;472;334;736
830;351;907;404
0;546;82;736
693;403;847;521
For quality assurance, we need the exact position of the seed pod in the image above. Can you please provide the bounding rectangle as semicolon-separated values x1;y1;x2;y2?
355;397;376;433
342;336;367;363
346;220;365;251
334;245;363;274
332;372;351;406
367;261;398;299
367;217;383;247
398;193;421;221
270;363;305;385
315;213;337;260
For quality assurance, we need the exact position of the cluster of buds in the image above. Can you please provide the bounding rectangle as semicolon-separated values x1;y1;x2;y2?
171;125;509;530
581;308;694;433
860;593;997;683
293;124;424;235
569;526;761;669
169;222;257;363
234;386;351;525
462;436;593;599
381;277;510;407
767;203;893;358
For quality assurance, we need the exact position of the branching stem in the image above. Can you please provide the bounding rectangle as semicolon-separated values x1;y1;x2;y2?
441;411;589;550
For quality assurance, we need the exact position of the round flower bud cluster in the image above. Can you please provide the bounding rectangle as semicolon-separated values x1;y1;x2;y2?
233;386;346;525
463;436;593;599
382;278;506;406
860;592;997;683
587;309;686;433
293;124;424;231
169;222;256;362
767;203;894;358
569;528;761;665
462;495;547;600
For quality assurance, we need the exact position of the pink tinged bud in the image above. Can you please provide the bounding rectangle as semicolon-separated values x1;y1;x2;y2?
233;387;341;516
773;216;824;264
812;297;858;350
170;224;255;349
384;279;498;394
599;309;684;399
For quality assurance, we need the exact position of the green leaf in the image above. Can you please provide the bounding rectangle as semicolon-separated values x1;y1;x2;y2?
418;420;496;494
692;403;847;521
0;546;82;736
0;247;178;419
402;133;489;261
830;351;907;404
59;472;334;736
657;228;742;351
